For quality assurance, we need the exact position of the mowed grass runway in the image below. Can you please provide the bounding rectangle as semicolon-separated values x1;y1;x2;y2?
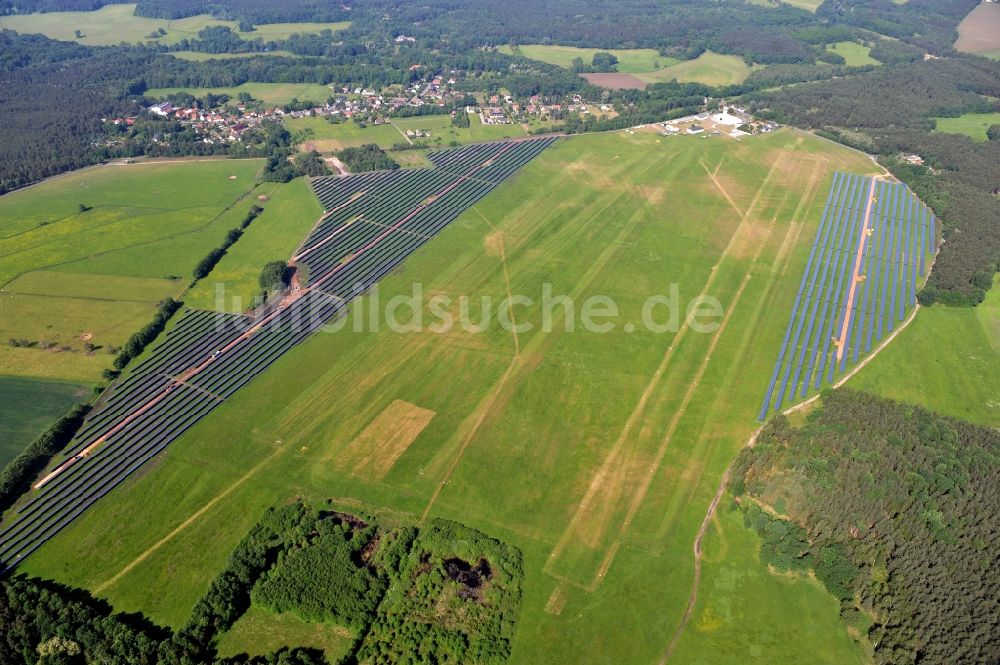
24;130;876;663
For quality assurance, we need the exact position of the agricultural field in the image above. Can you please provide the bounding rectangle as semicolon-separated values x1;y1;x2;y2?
499;45;680;72
0;158;264;382
757;173;936;418
933;112;1000;141
955;1;1000;59
146;82;336;106
584;51;757;88
826;41;881;67
18;129;882;664
288;114;535;153
849;275;1000;428
0;376;88;467
0;3;348;47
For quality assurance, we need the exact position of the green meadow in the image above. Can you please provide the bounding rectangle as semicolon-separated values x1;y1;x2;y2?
185;178;325;313
0;376;89;466
287;114;534;153
0;4;347;47
635;51;757;86
667;506;869;664
0;158;263;382
509;45;757;87
500;44;681;72
146;82;336;105
216;606;354;661
827;41;881;67
23;129;880;664
933;112;1000;141
850;276;1000;428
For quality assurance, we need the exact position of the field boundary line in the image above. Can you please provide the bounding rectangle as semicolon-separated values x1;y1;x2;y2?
92;443;285;595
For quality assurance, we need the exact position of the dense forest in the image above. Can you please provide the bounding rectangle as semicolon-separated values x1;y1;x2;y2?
730;389;1000;665
0;501;522;664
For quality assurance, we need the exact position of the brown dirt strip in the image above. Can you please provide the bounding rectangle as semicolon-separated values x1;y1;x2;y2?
699;158;743;217
836;177;878;361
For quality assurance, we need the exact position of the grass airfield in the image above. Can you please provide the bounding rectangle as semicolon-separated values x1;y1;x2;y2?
23;130;877;663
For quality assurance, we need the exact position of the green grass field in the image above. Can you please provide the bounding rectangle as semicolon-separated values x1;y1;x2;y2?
185;178;324;312
633;51;757;86
508;45;755;87
500;45;680;72
0;4;347;46
849;277;1000;428
667;506;869;664
216;606;354;661
933;112;1000;141
288;114;532;153
147;82;336;105
0;376;89;467
23;129;878;663
827;42;881;67
0;158;264;381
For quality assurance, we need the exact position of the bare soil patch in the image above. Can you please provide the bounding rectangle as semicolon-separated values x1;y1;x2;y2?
344;399;436;480
955;3;1000;54
581;72;646;89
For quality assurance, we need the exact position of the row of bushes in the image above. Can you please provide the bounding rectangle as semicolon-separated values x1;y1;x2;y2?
192;205;263;281
112;297;182;370
0;403;90;514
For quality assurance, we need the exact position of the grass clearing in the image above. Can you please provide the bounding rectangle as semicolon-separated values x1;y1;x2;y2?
23;130;877;664
849;277;1000;428
0;376;89;467
216;606;354;661
500;45;680;72
633;51;757;86
666;506;869;664
0;158;263;380
827;41;880;67
933;112;1000;141
0;4;347;46
146;82;335;105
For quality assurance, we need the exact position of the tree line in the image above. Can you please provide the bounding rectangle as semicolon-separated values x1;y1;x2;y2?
730;389;1000;665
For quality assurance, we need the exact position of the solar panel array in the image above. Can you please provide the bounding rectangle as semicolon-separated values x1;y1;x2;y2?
758;172;937;420
0;138;557;570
